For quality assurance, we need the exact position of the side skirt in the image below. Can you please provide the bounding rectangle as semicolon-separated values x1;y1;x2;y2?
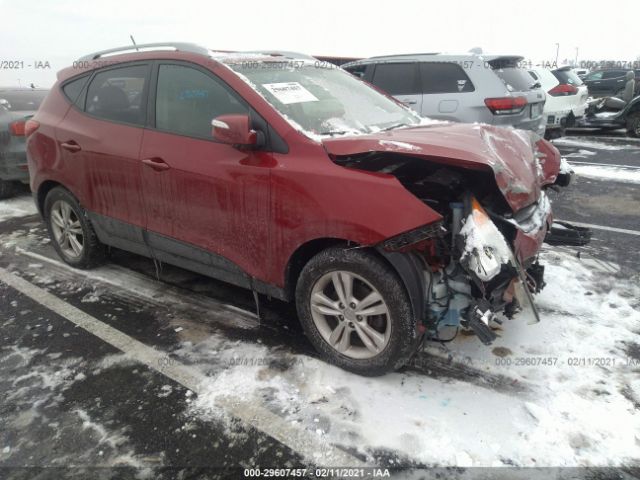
87;212;288;301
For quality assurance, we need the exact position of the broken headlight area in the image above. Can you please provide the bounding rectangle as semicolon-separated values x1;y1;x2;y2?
335;152;550;346
422;195;550;345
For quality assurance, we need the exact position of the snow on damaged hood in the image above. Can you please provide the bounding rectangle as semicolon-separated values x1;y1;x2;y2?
323;123;547;212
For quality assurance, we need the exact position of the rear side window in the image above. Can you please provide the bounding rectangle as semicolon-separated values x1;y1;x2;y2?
585;71;603;81
489;59;535;92
370;63;419;95
62;75;90;105
420;62;474;93
85;65;148;126
552;69;584;86
155;64;249;139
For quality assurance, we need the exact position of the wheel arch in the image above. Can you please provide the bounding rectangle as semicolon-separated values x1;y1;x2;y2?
285;237;427;327
36;180;65;216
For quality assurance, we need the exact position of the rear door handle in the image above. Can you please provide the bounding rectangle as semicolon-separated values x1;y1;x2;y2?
142;157;171;171
401;100;417;105
61;141;81;153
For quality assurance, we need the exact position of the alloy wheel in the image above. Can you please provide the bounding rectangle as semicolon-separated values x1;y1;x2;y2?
310;271;391;359
50;200;84;258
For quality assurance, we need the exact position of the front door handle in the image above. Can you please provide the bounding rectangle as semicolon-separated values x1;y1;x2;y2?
61;141;81;153
142;157;171;171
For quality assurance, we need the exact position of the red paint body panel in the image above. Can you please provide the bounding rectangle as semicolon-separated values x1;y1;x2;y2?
29;50;560;293
322;123;548;212
139;129;274;282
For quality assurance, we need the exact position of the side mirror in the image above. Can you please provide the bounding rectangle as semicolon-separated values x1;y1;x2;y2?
211;114;260;147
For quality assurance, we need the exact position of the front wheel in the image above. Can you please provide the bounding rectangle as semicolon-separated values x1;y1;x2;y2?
295;247;419;376
626;113;640;138
44;187;105;268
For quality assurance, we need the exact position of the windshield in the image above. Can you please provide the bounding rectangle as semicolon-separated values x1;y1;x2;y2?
0;90;47;111
226;61;421;138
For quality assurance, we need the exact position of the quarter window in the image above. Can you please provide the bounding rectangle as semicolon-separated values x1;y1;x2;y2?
420;62;475;93
155;64;249;139
85;65;148;125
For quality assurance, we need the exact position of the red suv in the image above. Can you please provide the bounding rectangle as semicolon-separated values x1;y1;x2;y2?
27;43;567;375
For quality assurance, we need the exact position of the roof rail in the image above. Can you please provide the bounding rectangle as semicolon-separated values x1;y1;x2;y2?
245;50;315;60
78;42;210;61
369;52;440;59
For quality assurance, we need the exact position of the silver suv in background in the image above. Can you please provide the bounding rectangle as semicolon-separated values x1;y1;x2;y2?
343;54;546;135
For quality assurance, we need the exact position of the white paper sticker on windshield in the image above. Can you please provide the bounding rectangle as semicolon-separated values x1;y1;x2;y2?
262;82;318;104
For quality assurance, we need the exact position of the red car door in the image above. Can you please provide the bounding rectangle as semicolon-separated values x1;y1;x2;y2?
139;63;274;284
55;64;150;235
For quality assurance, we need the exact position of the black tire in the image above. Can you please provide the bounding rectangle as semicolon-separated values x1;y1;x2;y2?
44;187;105;268
0;179;16;199
295;247;419;376
626;113;640;138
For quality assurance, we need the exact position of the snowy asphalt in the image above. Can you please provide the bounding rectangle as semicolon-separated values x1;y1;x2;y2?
1;132;639;479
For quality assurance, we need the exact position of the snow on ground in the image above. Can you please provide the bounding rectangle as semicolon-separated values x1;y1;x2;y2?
570;164;640;184
0;344;143;468
553;137;639;151
0;195;37;222
186;249;640;467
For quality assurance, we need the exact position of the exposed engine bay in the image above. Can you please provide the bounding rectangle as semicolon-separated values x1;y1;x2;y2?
332;151;554;345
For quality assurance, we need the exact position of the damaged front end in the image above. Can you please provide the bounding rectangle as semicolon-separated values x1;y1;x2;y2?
327;127;559;346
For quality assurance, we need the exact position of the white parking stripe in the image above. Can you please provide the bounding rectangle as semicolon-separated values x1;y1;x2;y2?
568;160;640;169
555;220;640;236
0;267;364;467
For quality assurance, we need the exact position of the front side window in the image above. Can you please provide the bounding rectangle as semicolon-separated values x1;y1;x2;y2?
602;70;626;79
155;64;249;139
227;60;421;138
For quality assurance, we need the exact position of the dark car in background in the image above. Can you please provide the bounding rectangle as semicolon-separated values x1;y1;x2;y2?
0;87;48;198
583;69;632;98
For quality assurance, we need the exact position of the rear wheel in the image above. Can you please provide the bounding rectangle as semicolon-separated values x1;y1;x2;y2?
295;247;419;376
44;187;105;268
0;179;16;199
626;113;640;138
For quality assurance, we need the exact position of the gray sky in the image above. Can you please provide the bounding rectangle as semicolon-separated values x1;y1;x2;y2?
1;0;638;87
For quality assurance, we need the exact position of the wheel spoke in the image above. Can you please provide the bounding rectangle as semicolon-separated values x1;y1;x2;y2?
68;234;83;256
67;220;83;235
61;203;71;224
311;292;342;317
340;272;353;304
358;303;389;317
51;210;65;228
59;233;70;250
328;321;348;351
331;272;348;306
354;322;386;353
355;291;383;313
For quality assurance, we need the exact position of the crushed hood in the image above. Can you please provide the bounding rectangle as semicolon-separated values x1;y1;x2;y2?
322;123;552;212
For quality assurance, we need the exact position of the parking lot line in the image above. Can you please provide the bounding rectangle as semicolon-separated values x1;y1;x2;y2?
555;219;640;236
0;266;365;468
568;160;640;169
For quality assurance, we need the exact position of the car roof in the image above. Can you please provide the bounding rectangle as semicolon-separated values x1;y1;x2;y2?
345;53;524;66
61;43;316;82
